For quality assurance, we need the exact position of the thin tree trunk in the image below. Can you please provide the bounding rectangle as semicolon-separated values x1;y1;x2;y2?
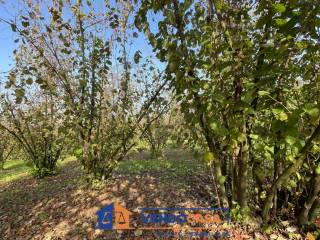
236;122;249;212
298;173;320;225
309;198;320;223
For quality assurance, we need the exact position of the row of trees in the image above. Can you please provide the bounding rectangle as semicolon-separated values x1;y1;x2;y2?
0;0;174;179
0;0;319;227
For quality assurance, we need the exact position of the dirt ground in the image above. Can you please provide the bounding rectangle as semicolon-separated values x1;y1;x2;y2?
0;151;307;239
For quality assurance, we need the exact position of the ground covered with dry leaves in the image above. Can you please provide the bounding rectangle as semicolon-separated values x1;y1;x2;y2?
0;150;315;240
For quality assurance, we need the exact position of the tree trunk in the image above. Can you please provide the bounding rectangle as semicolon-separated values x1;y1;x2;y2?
201;115;229;209
232;150;238;204
236;125;249;213
273;130;282;216
211;149;229;208
298;173;320;225
309;198;320;223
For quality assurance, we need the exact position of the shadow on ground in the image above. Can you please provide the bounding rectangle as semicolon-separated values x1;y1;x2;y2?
0;150;216;240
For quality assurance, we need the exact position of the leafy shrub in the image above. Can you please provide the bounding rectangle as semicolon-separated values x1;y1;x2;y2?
31;167;56;178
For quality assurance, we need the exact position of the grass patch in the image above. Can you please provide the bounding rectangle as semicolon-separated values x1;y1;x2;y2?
0;156;77;184
115;151;205;177
114;151;207;190
0;151;205;190
0;159;30;183
57;155;77;167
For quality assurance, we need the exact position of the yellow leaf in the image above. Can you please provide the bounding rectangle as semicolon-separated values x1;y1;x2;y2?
203;151;214;163
306;232;315;240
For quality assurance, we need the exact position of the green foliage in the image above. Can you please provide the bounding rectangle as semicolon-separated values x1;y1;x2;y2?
0;94;67;176
2;0;170;180
31;167;55;178
272;3;286;13
136;0;320;224
73;148;83;158
133;140;149;152
143;110;172;159
115;150;205;179
203;151;214;164
230;202;244;222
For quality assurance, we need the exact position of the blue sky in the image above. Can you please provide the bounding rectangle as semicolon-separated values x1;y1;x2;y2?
0;0;162;77
0;1;22;74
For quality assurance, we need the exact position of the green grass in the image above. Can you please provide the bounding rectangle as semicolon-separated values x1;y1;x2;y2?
0;159;30;183
116;158;204;175
0;156;76;184
0;151;206;188
115;150;205;178
113;151;206;190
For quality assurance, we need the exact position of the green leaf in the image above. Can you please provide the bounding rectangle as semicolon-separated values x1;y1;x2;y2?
273;3;286;13
272;108;288;121
26;78;33;85
74;148;83;158
274;18;288;27
312;145;320;155
285;135;296;145
296;41;308;49
258;90;270;96
35;77;44;84
316;166;320;175
305;107;319;118
296;172;301;180
215;0;223;11
15;88;25;98
278;112;288;121
203;151;214;163
22;21;29;27
237;132;246;142
289;179;297;188
212;94;224;104
260;191;266;199
134;51;141;64
218;175;226;185
249;134;259;140
210;121;228;136
14;88;25;104
86;0;92;7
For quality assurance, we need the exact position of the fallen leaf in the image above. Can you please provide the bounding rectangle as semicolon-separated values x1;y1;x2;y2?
270;233;278;239
134;229;143;236
286;226;297;232
281;221;290;226
306;232;315;240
